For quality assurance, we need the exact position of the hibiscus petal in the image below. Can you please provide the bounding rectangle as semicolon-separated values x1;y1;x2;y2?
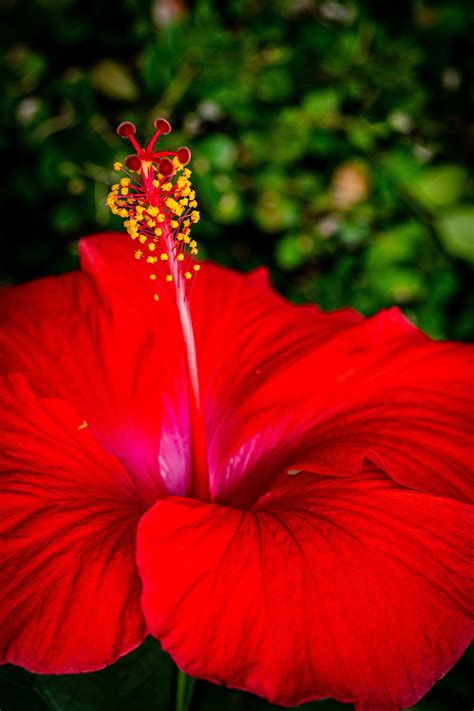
187;262;361;499
0;233;187;499
213;308;474;506
137;468;473;710
0;374;147;673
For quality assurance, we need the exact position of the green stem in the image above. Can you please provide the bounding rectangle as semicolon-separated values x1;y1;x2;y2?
175;669;196;711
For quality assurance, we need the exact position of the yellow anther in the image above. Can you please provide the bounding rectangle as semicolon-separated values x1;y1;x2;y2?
77;420;88;430
107;140;200;301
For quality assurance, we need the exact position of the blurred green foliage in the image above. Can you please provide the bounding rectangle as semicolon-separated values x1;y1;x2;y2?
1;0;474;339
0;0;473;709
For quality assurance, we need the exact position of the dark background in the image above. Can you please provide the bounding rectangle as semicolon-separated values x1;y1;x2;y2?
0;0;473;709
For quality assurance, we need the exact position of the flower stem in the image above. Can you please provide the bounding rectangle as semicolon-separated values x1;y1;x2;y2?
175;669;196;711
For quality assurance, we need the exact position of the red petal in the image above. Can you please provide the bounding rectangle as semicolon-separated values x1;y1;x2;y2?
0;233;187;499
212;308;474;506
137;468;473;709
0;374;147;672
188;262;361;499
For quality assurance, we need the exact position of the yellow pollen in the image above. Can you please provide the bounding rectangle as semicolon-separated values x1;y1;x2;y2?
77;420;88;430
107;131;201;304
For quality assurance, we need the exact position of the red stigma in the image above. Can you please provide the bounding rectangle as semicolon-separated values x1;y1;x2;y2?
177;147;191;165
117;121;136;138
125;154;142;171
154;118;172;134
159;158;174;176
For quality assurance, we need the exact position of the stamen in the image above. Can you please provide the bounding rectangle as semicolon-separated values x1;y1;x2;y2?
107;118;200;303
107;118;208;500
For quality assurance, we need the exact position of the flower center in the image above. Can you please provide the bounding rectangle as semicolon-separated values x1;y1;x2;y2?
107;118;209;501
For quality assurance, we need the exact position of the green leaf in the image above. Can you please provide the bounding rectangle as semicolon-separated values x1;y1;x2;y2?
275;234;306;270
406;164;467;210
91;60;139;102
436;207;474;262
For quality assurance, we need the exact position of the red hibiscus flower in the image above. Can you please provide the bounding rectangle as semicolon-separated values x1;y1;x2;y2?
0;120;472;711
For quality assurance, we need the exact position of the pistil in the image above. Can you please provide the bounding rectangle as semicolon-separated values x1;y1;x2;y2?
108;118;209;501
